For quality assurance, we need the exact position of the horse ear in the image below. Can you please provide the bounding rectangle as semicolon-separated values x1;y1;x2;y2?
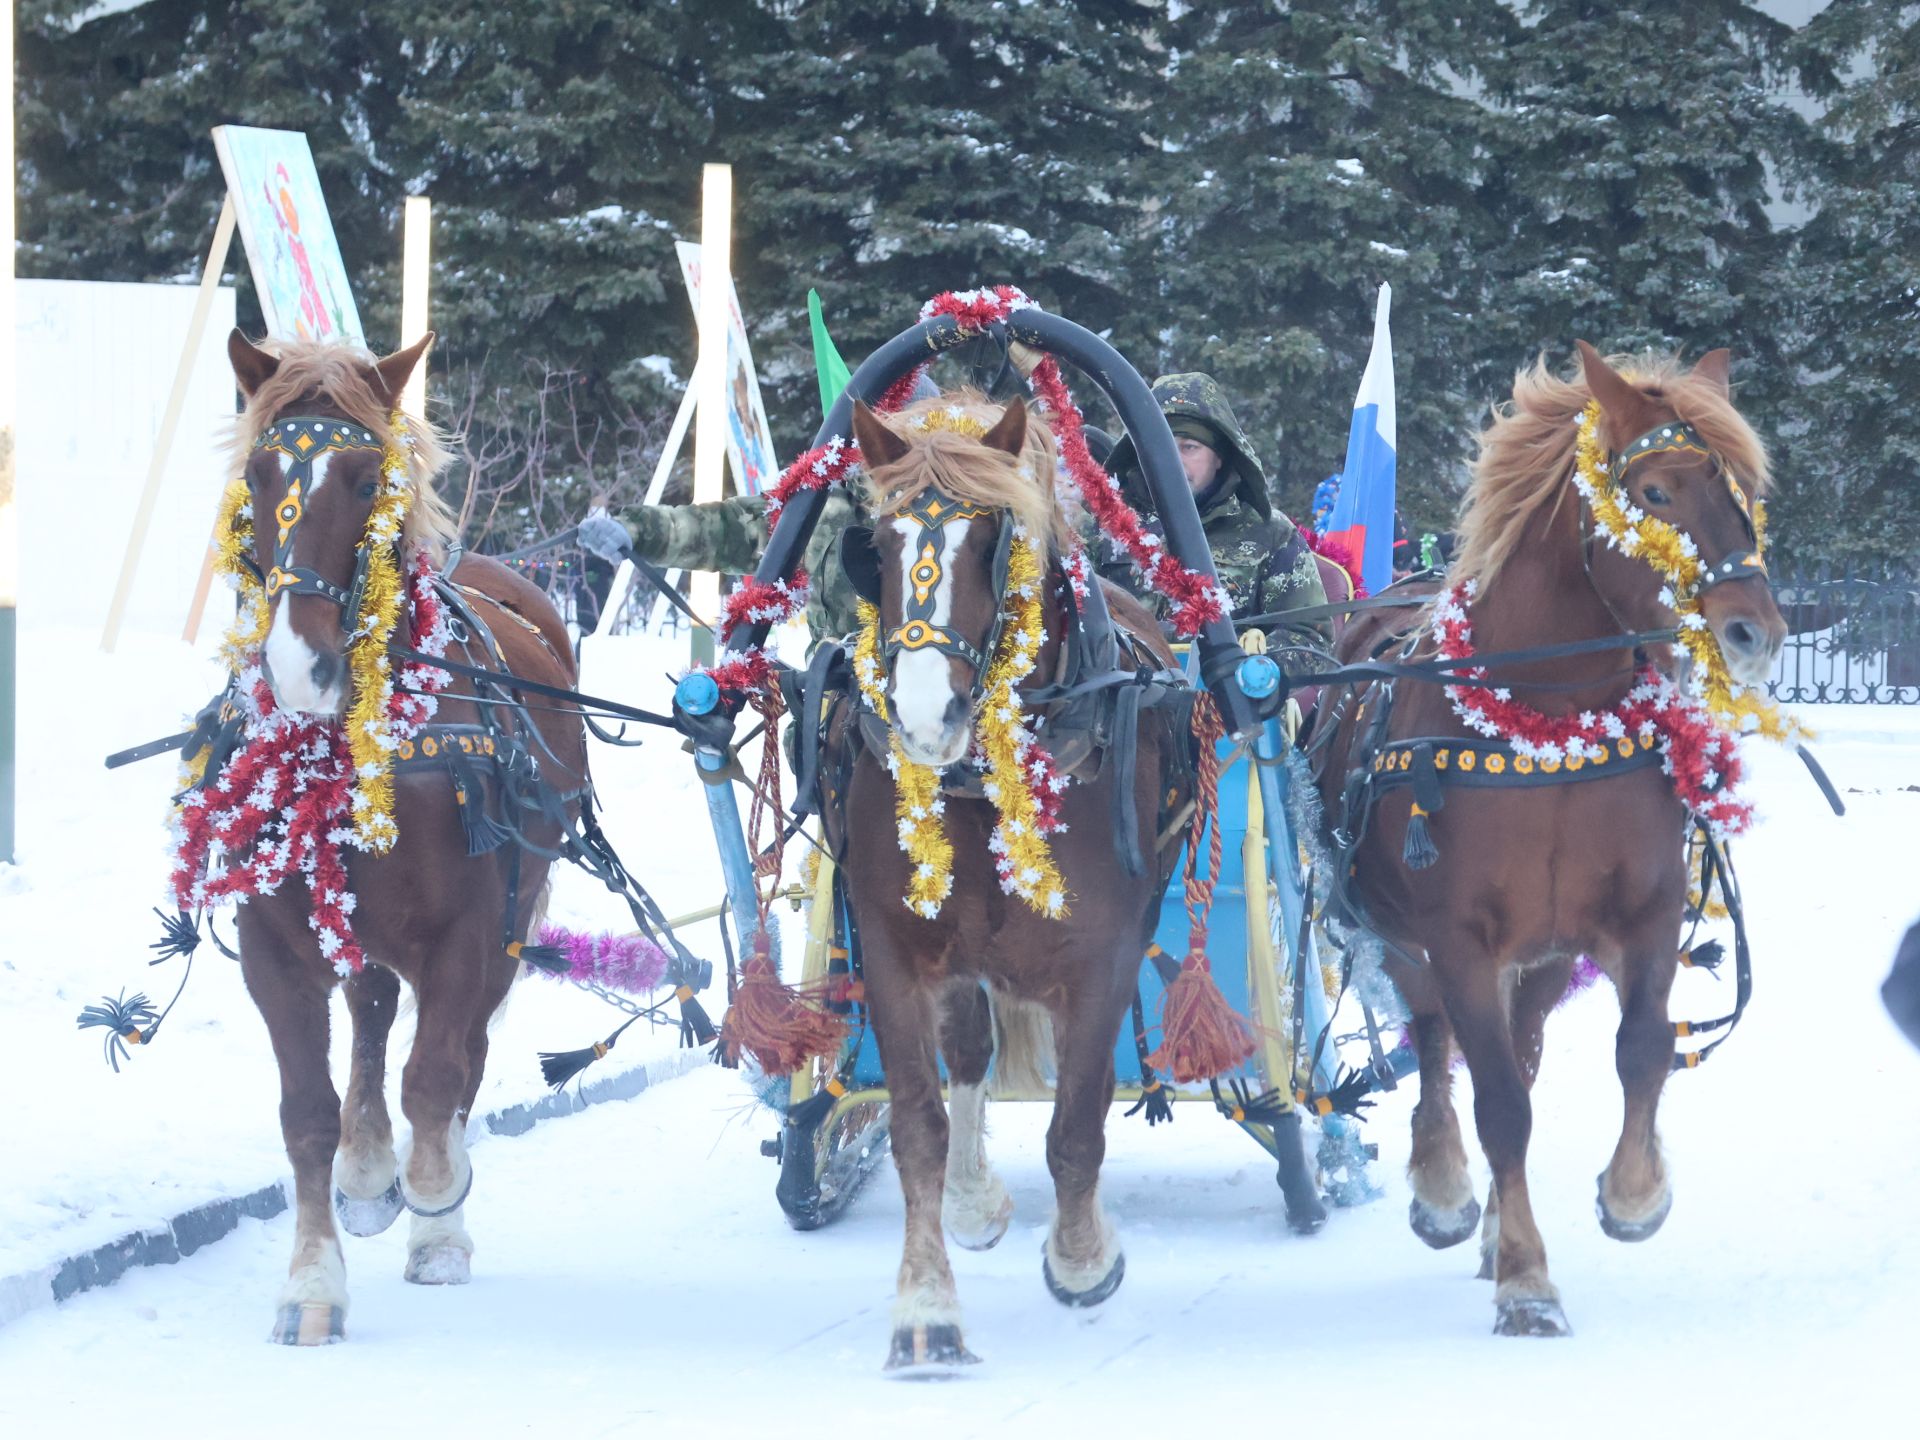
374;332;436;410
851;400;911;471
981;396;1027;456
228;328;279;398
1574;340;1651;441
1692;348;1732;397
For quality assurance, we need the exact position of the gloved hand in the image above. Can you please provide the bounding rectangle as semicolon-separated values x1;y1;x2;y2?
577;509;633;563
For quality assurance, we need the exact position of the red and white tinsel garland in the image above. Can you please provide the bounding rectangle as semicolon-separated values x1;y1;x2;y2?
1431;582;1752;838
169;552;456;975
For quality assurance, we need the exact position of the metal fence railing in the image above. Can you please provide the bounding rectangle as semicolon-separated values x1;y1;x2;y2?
1768;569;1920;706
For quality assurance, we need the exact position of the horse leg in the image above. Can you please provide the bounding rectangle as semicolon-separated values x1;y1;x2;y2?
1477;956;1575;1279
1597;926;1680;1241
1435;943;1569;1337
332;963;405;1238
238;917;348;1345
396;936;488;1286
869;955;975;1373
1402;975;1480;1249
1040;966;1129;1308
939;982;1014;1251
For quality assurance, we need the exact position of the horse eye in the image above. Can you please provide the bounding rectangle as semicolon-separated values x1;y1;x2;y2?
358;481;378;500
1643;485;1670;506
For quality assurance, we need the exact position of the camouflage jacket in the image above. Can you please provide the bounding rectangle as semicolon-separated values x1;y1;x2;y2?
1092;490;1331;645
621;490;864;646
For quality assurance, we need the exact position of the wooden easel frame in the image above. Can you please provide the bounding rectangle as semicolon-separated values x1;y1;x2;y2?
98;198;236;652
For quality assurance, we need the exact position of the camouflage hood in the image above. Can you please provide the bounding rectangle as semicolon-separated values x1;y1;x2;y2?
1103;372;1273;522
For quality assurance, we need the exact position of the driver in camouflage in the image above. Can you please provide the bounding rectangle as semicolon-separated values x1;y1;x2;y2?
1096;372;1330;645
578;487;865;645
578;371;1328;651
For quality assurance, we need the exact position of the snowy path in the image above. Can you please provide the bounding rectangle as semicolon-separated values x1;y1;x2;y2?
2;625;1917;1434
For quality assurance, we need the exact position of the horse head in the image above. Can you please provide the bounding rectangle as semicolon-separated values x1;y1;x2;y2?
847;394;1055;769
1575;340;1787;686
228;329;437;714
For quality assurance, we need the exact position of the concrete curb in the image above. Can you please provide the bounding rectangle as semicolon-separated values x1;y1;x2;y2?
0;1044;713;1334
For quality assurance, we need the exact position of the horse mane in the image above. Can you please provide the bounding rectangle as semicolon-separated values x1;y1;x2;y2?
229;339;458;562
1454;352;1772;588
859;389;1071;552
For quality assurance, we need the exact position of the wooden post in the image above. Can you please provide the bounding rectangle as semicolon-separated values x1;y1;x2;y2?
690;163;732;666
1;3;16;862
401;196;431;417
106;196;237;652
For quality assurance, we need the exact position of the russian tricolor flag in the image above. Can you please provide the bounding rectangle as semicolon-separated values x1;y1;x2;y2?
1323;284;1397;596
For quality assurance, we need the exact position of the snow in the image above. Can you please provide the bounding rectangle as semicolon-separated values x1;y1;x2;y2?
2;614;1918;1431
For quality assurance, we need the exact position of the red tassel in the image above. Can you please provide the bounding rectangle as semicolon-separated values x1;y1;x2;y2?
720;941;847;1074
1149;949;1258;1083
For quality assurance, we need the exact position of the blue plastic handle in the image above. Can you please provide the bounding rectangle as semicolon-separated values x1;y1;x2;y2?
1237;654;1281;700
676;671;721;716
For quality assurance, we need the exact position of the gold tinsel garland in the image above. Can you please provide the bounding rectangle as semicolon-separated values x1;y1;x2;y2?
1573;401;1802;744
203;411;418;853
854;526;1068;920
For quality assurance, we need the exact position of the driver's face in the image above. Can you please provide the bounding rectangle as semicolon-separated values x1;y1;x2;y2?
1178;437;1223;495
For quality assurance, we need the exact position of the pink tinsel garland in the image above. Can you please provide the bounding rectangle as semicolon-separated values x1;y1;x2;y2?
533;922;669;993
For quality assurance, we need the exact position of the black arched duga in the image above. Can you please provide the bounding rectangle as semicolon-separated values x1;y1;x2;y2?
713;309;1270;737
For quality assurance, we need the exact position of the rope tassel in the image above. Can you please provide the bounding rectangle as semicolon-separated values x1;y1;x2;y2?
538;1014;639;1090
1148;697;1257;1083
719;939;845;1073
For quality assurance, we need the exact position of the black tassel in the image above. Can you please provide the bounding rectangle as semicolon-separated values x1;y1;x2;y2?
77;991;160;1073
1402;802;1439;870
1212;1078;1292;1128
538;1015;639;1090
679;991;718;1049
1124;1077;1175;1126
1301;1066;1377;1120
1681;939;1725;974
506;941;570;975
150;909;201;964
449;755;513;857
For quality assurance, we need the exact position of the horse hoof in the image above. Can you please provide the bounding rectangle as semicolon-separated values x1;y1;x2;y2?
404;1244;471;1286
333;1180;404;1238
269;1303;345;1346
1409;1194;1482;1250
1596;1174;1672;1242
947;1201;1013;1252
884;1323;981;1377
1042;1247;1126;1308
1493;1298;1572;1338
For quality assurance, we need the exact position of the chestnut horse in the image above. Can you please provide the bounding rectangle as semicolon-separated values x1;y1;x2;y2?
837;394;1187;1373
1312;343;1786;1336
224;332;586;1343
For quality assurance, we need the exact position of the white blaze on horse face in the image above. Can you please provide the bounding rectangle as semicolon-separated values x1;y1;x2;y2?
265;596;343;714
889;514;972;767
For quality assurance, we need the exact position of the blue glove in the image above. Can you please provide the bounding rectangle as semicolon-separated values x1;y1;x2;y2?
577;512;633;562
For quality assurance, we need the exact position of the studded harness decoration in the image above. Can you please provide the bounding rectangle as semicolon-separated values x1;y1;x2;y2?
875;487;1016;706
1599;419;1766;597
249;417;388;630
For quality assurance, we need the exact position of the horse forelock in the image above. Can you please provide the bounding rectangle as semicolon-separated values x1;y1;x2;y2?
1456;352;1771;590
859;390;1069;553
231;338;458;563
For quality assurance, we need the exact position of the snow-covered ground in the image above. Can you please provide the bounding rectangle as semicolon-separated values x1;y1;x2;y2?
2;621;1916;1436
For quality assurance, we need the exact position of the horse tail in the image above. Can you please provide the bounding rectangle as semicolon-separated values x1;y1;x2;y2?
987;992;1055;1097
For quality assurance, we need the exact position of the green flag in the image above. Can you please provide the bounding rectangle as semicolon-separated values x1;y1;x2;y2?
808;289;853;420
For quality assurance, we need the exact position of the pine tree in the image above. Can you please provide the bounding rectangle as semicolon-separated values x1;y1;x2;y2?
1150;1;1517;529
733;0;1165;454
1775;1;1920;570
1483;1;1822;430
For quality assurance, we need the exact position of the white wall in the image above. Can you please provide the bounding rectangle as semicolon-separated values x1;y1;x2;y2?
15;278;239;637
